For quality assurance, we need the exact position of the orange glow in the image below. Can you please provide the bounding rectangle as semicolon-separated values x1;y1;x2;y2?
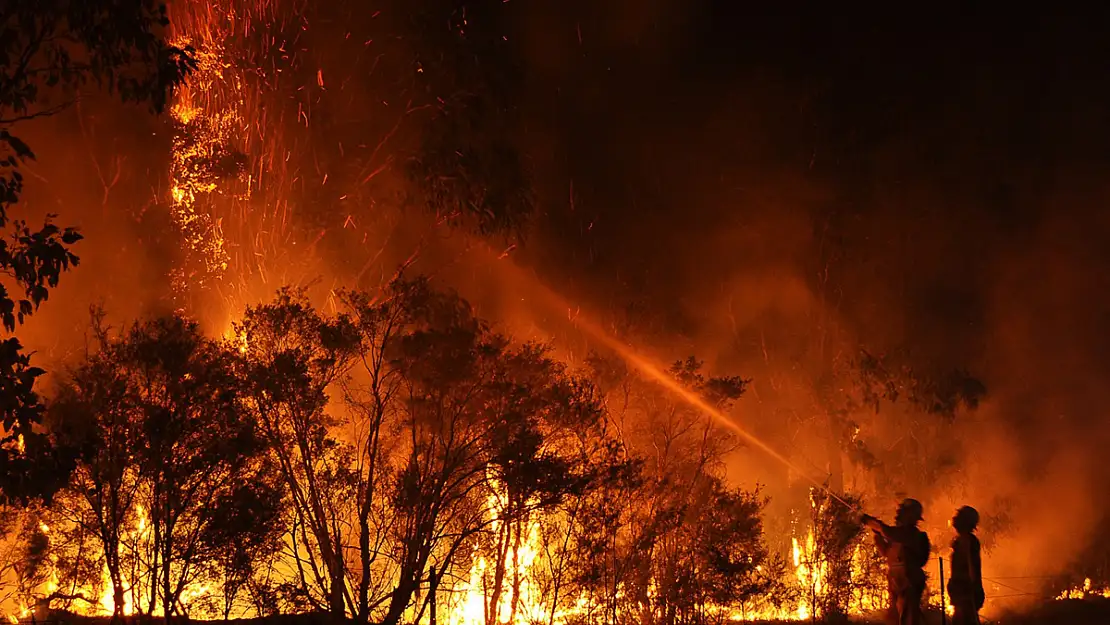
1057;577;1110;600
4;0;1106;622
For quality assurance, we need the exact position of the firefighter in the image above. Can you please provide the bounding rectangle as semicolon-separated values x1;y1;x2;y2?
947;506;985;625
861;498;931;625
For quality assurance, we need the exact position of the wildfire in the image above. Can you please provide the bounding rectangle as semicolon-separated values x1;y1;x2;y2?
777;503;884;622
7;0;1080;622
439;490;889;625
163;0;306;318
1056;577;1110;600
791;530;825;620
444;480;548;625
167;42;239;294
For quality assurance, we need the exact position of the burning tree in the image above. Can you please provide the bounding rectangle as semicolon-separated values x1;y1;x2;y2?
523;427;642;625
235;289;361;617
42;314;284;619
361;279;605;625
790;489;885;623
232;279;623;623
653;476;791;625
817;345;988;500
149;0;537;327
0;0;194;506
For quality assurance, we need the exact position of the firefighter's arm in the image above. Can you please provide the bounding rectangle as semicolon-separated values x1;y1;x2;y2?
861;516;891;554
861;514;895;540
872;531;891;556
860;514;885;533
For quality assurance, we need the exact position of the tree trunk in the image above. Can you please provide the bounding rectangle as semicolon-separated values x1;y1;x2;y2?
103;522;124;621
486;518;510;625
329;564;346;618
381;575;417;625
429;566;438;625
162;540;174;623
356;411;384;624
381;536;431;625
508;519;524;625
109;563;124;621
825;410;845;494
357;511;371;623
147;510;161;616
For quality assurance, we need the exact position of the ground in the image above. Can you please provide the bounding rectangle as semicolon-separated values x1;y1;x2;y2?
26;601;1110;625
988;598;1110;625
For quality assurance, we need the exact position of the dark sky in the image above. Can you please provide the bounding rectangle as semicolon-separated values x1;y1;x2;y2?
506;4;1110;360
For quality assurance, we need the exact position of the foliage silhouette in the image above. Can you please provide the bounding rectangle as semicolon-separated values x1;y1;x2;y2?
0;0;195;504
578;351;790;624
46;314;282;619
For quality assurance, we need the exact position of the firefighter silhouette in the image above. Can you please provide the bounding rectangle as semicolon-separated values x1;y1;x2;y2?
862;498;931;625
947;506;985;625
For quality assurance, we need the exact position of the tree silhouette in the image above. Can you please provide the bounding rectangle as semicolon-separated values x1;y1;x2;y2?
576;352;790;624
0;0;195;504
236;289;360;617
343;279;599;625
47;315;282;619
399;0;534;236
10;277;814;620
841;349;987;496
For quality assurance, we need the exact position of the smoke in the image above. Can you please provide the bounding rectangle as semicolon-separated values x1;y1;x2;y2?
501;0;1110;598
8;0;1110;608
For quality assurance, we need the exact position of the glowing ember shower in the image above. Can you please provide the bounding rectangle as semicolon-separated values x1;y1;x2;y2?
165;0;308;316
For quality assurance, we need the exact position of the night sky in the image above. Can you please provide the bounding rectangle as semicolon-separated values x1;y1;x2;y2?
521;4;1110;338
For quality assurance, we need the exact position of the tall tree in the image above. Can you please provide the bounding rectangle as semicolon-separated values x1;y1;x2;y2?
236;290;359;617
46;315;282;619
841;349;986;496
579;353;790;623
0;0;194;503
239;279;612;623
367;279;601;625
531;437;642;625
48;318;143;618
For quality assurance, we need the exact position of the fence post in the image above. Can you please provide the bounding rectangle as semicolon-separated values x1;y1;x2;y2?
939;556;947;625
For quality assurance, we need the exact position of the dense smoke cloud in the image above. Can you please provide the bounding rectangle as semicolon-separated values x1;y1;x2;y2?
9;0;1110;608
506;2;1110;595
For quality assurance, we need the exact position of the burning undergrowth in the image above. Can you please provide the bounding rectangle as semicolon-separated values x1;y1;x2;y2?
0;275;953;624
0;277;1046;625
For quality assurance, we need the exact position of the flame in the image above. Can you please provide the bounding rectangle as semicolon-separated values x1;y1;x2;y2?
167;65;236;293
436;488;889;625
1056;577;1110;600
159;0;319;330
791;529;827;620
445;481;547;625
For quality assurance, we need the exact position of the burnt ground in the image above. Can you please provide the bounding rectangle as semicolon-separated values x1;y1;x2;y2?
844;600;1110;624
989;598;1110;625
25;602;1110;625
